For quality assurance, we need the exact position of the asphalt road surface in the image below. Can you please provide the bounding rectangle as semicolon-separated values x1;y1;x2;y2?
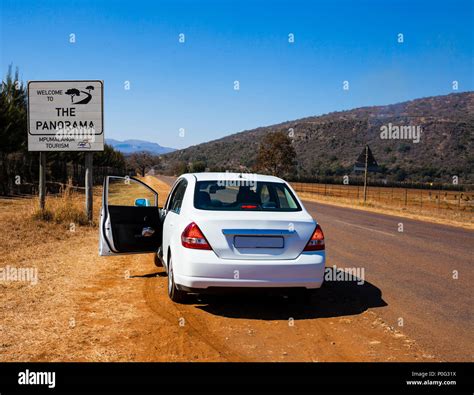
305;200;473;361
156;175;473;361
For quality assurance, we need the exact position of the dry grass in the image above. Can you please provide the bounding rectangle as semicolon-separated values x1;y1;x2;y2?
297;191;474;230
0;176;172;361
291;182;474;211
30;180;99;227
291;183;474;230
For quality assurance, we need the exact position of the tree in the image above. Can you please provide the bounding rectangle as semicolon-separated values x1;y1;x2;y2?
0;65;27;194
190;161;206;173
95;144;126;169
65;88;80;103
0;65;26;153
256;131;296;177
170;161;189;176
126;151;160;177
86;85;94;94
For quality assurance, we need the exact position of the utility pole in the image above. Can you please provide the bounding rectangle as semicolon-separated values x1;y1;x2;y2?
85;152;93;222
39;152;46;210
363;145;368;203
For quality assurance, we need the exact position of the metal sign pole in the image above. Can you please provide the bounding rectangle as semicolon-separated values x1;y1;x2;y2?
85;152;93;222
39;152;46;210
363;145;368;203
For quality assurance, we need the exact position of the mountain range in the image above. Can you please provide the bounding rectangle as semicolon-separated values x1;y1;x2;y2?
159;92;474;183
106;139;176;155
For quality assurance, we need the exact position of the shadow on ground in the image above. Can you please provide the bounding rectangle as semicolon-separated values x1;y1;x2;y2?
194;275;387;320
130;271;167;278
130;268;387;320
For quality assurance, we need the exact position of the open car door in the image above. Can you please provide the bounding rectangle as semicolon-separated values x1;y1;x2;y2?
99;176;162;256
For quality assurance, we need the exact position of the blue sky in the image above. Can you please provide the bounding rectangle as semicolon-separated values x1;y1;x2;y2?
1;0;473;149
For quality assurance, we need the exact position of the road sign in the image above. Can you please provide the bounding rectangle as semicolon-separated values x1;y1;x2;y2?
354;145;379;173
353;145;379;202
28;80;104;151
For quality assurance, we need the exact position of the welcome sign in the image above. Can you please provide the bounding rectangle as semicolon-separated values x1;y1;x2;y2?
28;80;104;151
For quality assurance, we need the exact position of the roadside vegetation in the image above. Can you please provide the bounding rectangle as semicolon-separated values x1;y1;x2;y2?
256;131;296;178
126;152;161;177
30;179;94;226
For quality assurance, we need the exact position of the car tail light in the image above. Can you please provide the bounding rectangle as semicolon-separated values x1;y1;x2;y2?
181;222;212;250
303;224;325;251
241;204;258;209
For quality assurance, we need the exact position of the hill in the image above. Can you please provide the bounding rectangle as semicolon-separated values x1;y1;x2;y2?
160;92;474;183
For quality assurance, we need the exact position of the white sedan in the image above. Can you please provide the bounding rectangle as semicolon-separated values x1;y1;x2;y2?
99;172;325;302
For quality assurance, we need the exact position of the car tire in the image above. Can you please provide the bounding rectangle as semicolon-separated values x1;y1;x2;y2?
167;256;188;303
154;253;163;267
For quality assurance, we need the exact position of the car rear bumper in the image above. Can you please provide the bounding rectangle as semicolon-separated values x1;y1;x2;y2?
173;250;325;290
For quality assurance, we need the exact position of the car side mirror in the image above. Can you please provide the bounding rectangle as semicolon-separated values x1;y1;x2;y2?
134;198;150;207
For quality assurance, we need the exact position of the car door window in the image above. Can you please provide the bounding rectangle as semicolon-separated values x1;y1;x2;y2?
107;177;157;207
168;179;187;214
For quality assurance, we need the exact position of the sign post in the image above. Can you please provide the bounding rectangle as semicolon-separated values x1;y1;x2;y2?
28;80;104;218
353;145;379;203
85;152;93;222
363;145;369;202
39;152;46;210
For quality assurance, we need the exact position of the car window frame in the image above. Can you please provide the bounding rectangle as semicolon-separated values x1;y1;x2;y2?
167;179;188;214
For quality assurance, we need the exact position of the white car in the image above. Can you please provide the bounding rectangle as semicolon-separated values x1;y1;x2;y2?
99;172;325;302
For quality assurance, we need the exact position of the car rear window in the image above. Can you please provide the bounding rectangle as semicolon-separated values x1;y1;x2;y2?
194;181;302;211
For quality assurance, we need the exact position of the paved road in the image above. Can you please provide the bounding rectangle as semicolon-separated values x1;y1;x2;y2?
304;200;473;361
156;175;473;361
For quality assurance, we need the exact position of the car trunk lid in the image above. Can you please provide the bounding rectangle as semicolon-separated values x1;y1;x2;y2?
192;211;315;260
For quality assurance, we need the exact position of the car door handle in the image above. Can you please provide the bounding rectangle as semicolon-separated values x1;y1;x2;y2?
141;227;155;237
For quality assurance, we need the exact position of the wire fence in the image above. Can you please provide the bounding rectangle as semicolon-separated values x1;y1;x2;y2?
291;182;474;213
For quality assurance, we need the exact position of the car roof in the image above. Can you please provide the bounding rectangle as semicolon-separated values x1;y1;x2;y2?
183;172;286;183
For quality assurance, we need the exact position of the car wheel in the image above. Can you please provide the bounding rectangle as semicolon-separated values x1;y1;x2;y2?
154;253;163;267
167;256;188;303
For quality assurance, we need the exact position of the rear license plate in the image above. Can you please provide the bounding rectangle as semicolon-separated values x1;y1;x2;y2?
234;236;284;248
